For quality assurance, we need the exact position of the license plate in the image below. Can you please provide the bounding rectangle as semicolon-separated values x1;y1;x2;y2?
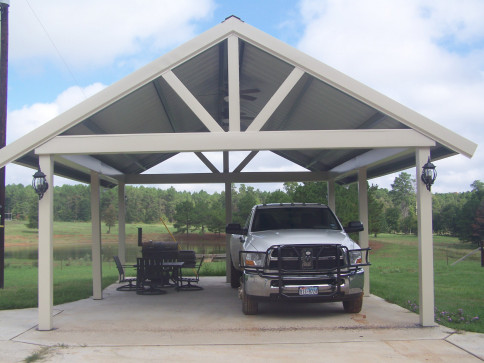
299;286;318;296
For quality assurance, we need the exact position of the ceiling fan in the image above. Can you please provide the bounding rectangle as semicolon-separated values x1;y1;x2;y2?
222;87;260;102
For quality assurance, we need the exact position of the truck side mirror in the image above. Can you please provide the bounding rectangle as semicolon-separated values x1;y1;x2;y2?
225;223;247;235
344;221;364;233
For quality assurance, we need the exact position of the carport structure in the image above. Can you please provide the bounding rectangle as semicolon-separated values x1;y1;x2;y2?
0;16;477;331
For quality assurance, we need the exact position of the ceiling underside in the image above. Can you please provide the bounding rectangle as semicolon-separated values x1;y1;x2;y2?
14;36;459;188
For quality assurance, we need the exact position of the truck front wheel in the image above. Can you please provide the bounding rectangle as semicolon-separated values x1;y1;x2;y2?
343;293;363;313
242;289;258;315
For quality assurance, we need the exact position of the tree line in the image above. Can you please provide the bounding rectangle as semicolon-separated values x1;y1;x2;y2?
5;173;483;245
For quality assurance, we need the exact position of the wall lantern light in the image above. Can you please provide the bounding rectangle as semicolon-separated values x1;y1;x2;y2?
32;168;49;200
421;157;437;191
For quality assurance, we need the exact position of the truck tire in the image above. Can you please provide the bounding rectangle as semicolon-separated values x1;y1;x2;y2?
230;261;242;288
343;293;363;313
242;289;258;315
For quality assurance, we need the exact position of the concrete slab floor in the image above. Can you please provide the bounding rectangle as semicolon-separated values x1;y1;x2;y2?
0;276;482;362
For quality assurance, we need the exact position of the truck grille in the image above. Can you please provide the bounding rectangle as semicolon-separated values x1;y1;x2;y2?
267;244;348;271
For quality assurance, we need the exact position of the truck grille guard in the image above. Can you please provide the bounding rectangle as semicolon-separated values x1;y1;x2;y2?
240;244;371;299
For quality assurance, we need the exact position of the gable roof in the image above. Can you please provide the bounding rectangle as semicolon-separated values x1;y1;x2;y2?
0;16;477;187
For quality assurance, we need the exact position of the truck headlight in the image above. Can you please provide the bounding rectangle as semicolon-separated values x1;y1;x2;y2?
244;252;266;268
349;250;362;265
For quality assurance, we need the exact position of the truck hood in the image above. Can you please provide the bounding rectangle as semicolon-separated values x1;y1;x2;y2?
245;229;360;252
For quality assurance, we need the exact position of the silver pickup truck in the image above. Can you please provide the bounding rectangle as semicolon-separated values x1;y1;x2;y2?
226;203;370;315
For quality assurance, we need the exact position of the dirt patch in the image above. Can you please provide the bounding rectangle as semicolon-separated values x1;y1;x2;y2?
369;240;384;252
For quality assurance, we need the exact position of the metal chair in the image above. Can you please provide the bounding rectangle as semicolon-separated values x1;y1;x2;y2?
178;256;205;291
136;257;167;295
113;256;137;291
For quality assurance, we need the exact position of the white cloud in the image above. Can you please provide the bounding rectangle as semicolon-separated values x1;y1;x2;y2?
6;83;106;186
296;0;484;192
7;83;106;143
10;0;215;69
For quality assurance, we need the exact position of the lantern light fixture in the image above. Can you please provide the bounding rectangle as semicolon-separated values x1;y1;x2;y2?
32;168;49;200
421;157;437;191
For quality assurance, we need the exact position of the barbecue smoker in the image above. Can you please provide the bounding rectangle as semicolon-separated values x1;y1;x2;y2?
138;228;196;267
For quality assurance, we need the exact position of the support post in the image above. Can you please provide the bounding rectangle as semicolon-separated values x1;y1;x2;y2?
0;0;10;290
118;183;126;264
416;147;436;326
38;155;54;330
91;171;102;300
358;168;370;296
327;179;335;212
224;151;232;283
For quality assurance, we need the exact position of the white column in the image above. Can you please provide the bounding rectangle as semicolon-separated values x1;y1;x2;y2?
358;167;370;296
416;147;436;326
224;151;232;283
118;183;126;264
327;179;335;212
91;171;102;300
38;155;54;331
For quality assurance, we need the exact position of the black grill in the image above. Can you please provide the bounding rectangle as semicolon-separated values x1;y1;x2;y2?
267;244;347;271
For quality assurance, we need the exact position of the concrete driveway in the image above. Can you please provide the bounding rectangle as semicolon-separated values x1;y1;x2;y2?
1;276;483;362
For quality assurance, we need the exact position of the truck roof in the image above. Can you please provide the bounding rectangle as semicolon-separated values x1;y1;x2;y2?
256;203;329;209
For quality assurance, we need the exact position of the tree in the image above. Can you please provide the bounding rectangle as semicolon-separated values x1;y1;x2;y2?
368;185;385;237
264;189;291;204
389;172;416;234
385;207;400;233
456;181;484;244
233;185;259;224
173;200;194;235
26;199;38;229
206;193;225;234
103;203;117;234
192;190;210;233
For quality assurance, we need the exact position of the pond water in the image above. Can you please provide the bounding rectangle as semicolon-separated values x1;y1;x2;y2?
6;241;226;263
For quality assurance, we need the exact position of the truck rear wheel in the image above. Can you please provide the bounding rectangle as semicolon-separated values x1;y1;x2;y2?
230;260;241;288
343;293;363;313
242;289;258;315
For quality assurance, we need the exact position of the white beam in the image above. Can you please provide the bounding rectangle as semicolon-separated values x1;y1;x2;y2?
162;71;224;133
38;155;54;331
247;67;305;132
358;167;370;297
53;155;120;186
416;147;436;327
122;171;334;184
233;151;258;173
195;152;220;173
118;183;126;265
57;155;122;176
330;148;407;173
36;129;435;155
228;35;240;132
91;171;103;300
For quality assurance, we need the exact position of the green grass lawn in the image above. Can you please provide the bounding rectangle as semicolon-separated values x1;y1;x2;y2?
370;234;483;333
1;259;118;310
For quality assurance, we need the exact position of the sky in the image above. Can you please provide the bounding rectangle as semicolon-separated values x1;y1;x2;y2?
3;0;483;194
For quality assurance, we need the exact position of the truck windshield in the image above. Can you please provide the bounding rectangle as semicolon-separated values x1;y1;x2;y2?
251;207;341;232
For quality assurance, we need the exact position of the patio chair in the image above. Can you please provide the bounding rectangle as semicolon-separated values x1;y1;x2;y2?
136;257;167;295
178;256;205;291
113;256;137;291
